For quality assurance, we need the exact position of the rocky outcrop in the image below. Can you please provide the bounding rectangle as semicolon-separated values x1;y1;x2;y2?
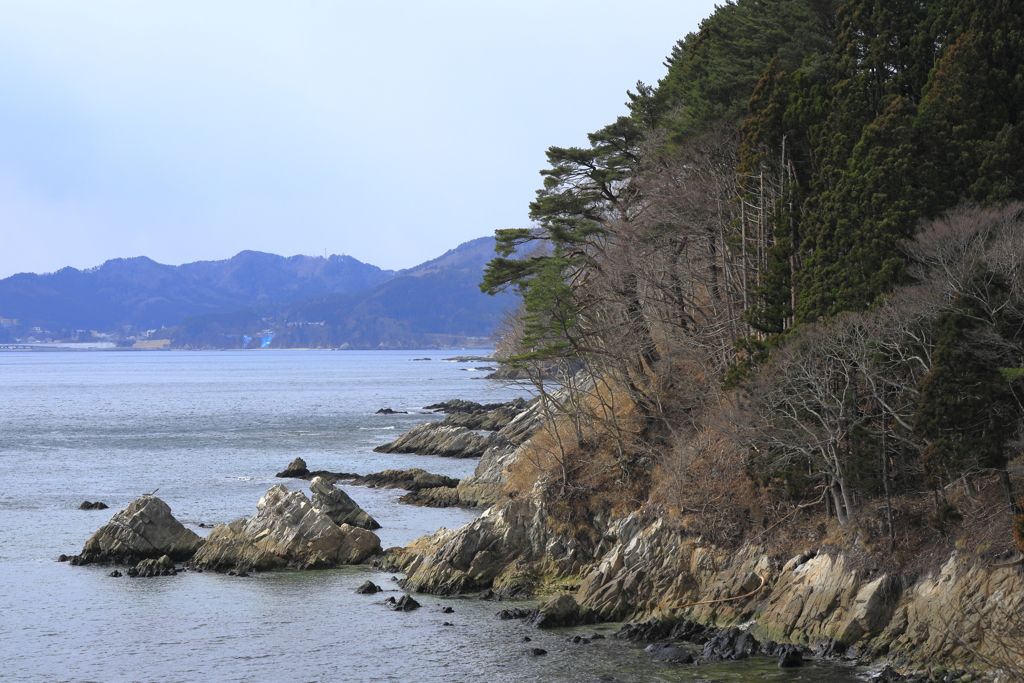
190;484;381;571
274;457;360;483
351;468;459;492
67;496;204;565
433;398;530;431
527;593;599;628
409;399;545;508
79;501;109;510
309;476;379;530
393;491;1024;673
373;421;508;458
355;580;382;594
423;398;505;414
276;457;310;478
384;498;596;597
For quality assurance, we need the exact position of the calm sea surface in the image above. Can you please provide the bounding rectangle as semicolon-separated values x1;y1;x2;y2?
0;350;867;682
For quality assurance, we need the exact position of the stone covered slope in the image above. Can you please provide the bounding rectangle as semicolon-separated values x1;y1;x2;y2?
68;496;204;565
190;483;381;571
392;496;1024;670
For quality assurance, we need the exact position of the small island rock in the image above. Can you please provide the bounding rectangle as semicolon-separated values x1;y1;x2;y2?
190;484;381;572
276;457;310;478
70;496;204;565
355;580;382;594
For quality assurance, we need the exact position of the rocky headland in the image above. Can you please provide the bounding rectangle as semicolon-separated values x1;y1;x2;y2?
369;395;1024;679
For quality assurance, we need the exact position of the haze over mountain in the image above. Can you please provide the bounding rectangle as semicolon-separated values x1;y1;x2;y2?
169;237;516;349
0;236;515;349
0;251;395;331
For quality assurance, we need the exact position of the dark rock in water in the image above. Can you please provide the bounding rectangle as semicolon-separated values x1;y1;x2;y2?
496;607;532;620
529;648;548;656
778;646;803;668
79;501;109;510
477;589;499;601
274;458;362;483
813;637;847;658
442;621;453;626
355;581;382;594
69;496;204;566
126;566;139;577
375;408;407;414
569;636;591;644
109;570;122;577
58;554;70;562
309;476;380;530
583;633;606;640
700;627;759;660
648;644;693;663
528;594;598;629
351;468;459;492
276;457;310;478
411;358;431;361
441;606;454;613
387;594;420;611
521;636;531;642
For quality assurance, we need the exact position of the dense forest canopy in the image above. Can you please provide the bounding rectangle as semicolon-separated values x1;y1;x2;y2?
483;0;1024;549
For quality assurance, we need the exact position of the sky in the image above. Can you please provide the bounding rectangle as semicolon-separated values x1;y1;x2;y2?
0;0;721;279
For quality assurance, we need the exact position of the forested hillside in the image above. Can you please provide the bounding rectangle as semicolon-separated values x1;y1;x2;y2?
484;0;1024;565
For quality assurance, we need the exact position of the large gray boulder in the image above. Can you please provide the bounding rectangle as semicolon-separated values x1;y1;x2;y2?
309;476;380;530
190;484;381;571
71;496;204;565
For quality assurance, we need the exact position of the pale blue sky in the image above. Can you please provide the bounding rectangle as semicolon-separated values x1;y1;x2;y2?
0;0;720;279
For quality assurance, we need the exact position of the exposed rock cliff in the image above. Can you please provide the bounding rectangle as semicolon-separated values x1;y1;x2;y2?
394;498;1024;672
67;496;204;565
191;484;381;571
408;400;545;508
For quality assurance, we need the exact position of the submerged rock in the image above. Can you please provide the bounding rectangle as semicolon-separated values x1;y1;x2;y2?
351;468;459;492
79;501;109;510
69;496;204;565
647;644;694;663
386;594;421;611
778;646;804;668
189;484;381;572
309;476;380;530
355;580;382;594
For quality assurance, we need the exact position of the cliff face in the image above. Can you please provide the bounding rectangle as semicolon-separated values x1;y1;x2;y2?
387;436;1024;673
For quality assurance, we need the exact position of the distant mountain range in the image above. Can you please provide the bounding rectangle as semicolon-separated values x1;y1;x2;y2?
0;237;516;349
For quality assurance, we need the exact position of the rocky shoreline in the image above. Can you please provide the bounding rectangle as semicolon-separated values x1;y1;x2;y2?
61;393;1019;680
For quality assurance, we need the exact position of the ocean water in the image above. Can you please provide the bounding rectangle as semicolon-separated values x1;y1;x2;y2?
0;350;868;682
